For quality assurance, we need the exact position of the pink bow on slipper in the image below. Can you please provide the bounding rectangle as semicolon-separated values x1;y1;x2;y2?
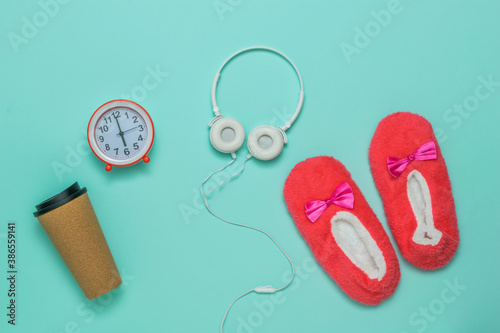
305;182;354;223
387;141;437;178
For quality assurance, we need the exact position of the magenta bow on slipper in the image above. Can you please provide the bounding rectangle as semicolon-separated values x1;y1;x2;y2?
387;141;437;178
305;182;354;223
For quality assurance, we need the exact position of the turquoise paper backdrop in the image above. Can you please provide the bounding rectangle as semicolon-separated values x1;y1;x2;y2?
1;0;499;332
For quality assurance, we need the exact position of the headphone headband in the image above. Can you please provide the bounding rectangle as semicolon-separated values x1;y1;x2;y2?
211;46;304;131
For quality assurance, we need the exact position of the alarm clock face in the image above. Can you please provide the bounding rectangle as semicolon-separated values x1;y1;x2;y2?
95;107;149;160
88;100;154;170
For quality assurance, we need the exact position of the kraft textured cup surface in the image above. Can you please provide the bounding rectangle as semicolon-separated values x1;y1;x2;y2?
36;193;122;299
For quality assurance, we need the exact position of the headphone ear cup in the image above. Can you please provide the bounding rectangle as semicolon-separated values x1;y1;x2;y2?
247;125;284;161
209;117;245;153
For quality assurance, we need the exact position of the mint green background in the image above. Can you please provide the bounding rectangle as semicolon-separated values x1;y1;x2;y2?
1;0;499;332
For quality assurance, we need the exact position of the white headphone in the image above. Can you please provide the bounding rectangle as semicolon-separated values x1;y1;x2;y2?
209;46;304;160
203;47;303;332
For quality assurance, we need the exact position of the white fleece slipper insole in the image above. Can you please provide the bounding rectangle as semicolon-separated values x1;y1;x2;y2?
331;211;387;281
407;170;442;246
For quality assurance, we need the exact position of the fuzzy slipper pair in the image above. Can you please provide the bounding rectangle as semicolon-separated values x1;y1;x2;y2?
283;112;459;305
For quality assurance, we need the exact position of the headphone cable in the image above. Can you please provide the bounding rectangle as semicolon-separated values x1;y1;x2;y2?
200;155;296;333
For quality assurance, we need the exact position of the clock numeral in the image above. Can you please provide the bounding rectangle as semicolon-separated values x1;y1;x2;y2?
133;116;138;123
105;144;110;151
124;148;130;156
139;125;144;132
112;111;121;118
133;142;139;150
98;135;104;142
125;112;129;119
103;116;112;124
98;125;109;133
114;148;119;155
138;135;144;141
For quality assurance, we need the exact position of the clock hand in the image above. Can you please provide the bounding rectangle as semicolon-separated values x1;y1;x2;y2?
117;126;138;136
113;113;127;147
119;133;127;147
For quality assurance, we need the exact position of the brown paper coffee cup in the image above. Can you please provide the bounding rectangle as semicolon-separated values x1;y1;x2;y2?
34;182;122;299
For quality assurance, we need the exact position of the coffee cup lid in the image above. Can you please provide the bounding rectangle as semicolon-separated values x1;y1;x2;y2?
34;182;87;217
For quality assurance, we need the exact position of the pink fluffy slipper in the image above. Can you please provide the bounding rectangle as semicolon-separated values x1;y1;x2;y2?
369;112;459;270
283;156;400;305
